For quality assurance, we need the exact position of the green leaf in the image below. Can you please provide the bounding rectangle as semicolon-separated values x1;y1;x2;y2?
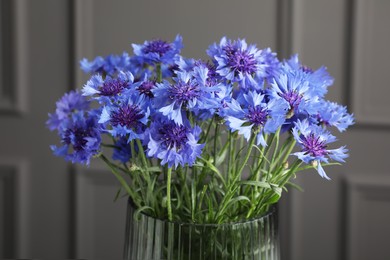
238;180;272;189
146;166;162;173
113;187;122;202
198;157;226;187
224;195;251;210
285;181;304;192
215;146;229;167
134;206;155;220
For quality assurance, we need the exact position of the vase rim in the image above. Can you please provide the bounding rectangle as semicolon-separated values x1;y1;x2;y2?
127;197;277;227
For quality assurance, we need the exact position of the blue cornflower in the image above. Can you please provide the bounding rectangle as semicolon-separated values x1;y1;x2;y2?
207;37;277;87
50;111;101;165
282;54;334;98
132;35;183;64
292;119;348;180
257;47;281;80
82;71;134;103
314;100;354;132
224;91;288;146
152;68;220;125
80;52;131;75
112;137;133;163
99;94;149;142
135;74;156;98
46;90;90;131
145;117;204;168
269;71;320;118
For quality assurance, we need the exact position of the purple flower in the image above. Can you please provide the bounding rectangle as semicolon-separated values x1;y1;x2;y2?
135;74;156;98
80;52;131;75
207;37;279;88
112;137;133;163
282;54;334;98
46;91;90;131
132;35;183;64
314;100;354;132
82;71;134;103
152;68;221;125
292;119;348;180
99;94;150;142
145;118;204;168
269;71;320;118
224;91;288;146
50;111;101;165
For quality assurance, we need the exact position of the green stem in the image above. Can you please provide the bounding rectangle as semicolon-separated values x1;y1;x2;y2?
236;131;258;179
215;131;258;222
166;167;173;221
100;155;140;206
213;123;219;165
156;63;162;83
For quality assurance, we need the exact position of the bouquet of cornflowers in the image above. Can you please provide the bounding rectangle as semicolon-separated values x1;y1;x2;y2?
47;35;353;223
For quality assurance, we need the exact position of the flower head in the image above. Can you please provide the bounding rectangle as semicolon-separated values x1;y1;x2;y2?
47;91;90;131
292;119;348;179
82;71;134;103
80;52;131;76
282;54;334;98
207;37;279;87
136;75;156;98
269;71;320;118
152;68;221;124
145;117;204;168
132;35;183;64
314;100;354;132
99;94;149;142
112;137;133;163
224;91;287;146
50;111;101;165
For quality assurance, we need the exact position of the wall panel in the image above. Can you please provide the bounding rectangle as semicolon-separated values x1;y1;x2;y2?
351;0;390;125
346;175;390;260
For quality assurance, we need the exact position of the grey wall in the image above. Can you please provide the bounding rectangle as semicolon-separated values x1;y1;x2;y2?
1;0;390;259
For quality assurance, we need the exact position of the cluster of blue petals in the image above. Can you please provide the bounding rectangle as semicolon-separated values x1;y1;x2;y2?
48;35;354;177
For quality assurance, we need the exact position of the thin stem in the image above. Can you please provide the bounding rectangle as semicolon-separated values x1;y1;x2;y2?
156;63;162;83
100;155;140;206
213;123;219;165
166;167;173;221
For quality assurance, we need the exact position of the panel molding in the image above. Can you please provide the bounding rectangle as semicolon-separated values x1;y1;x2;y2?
0;165;16;258
0;158;30;258
0;0;28;115
351;0;390;126
345;174;390;260
73;0;94;88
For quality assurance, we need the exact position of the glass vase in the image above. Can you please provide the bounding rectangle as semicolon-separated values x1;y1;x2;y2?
123;199;280;260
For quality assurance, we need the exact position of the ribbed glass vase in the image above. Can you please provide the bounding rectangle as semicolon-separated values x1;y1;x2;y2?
123;200;280;260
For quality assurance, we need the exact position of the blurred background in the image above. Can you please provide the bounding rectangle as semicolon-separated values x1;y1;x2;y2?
1;0;390;259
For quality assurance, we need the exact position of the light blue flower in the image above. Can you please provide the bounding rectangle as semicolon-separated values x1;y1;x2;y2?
50;111;101;165
292;119;348;180
282;54;334;98
112;137;134;163
145;117;204;168
152;67;221;125
46;90;90;131
314;100;354;132
207;37;280;88
99;94;150;142
269;71;321;118
132;35;183;64
80;52;131;75
224;91;288;146
82;71;135;103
